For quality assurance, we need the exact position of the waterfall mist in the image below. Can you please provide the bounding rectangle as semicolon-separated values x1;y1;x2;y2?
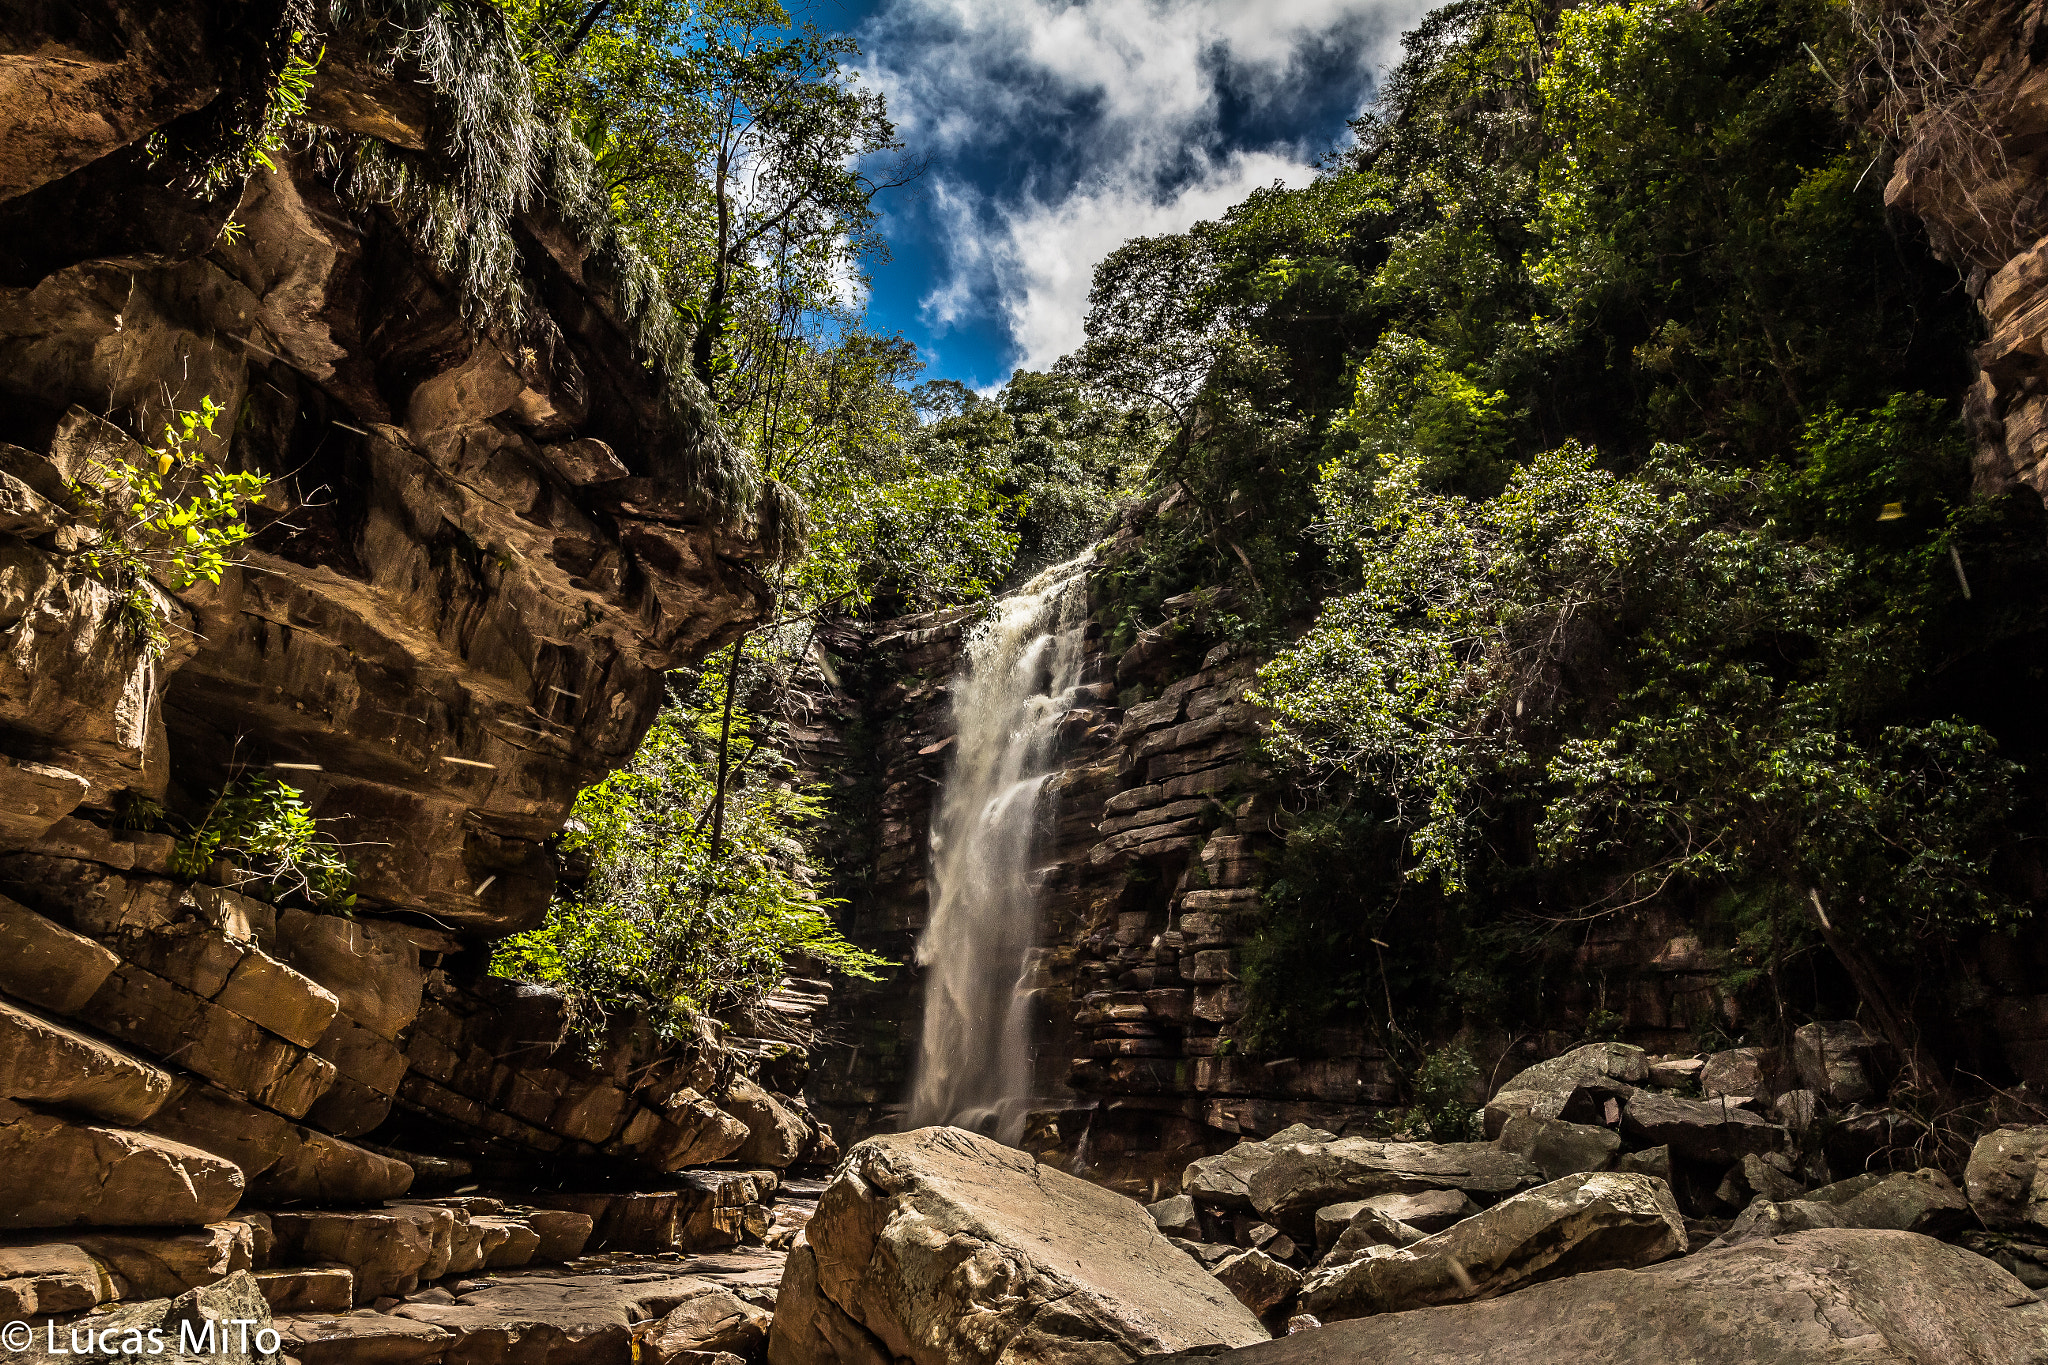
906;552;1093;1142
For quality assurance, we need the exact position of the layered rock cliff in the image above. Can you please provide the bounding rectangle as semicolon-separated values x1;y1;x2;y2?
0;0;837;1329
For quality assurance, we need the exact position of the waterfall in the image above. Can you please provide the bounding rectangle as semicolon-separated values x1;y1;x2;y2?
906;551;1093;1142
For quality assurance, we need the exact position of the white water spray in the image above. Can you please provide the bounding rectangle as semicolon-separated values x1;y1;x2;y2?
907;552;1093;1142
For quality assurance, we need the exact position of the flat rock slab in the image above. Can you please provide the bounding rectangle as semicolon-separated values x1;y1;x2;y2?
393;1273;725;1365
773;1125;1268;1365
0;998;173;1125
1621;1092;1782;1165
1147;1230;2048;1364
1301;1172;1686;1321
0;1101;243;1229
1245;1139;1540;1238
278;1312;455;1365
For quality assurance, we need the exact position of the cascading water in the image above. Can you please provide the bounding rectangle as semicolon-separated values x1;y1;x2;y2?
906;551;1093;1143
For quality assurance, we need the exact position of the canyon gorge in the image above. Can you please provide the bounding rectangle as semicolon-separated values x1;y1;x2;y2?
9;0;2048;1361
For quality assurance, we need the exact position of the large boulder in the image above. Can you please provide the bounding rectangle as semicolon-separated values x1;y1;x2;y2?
639;1283;771;1363
1496;1115;1619;1181
767;1126;1268;1364
1807;1168;1972;1236
1213;1249;1301;1318
1791;1021;1889;1105
1483;1043;1648;1137
1240;1138;1539;1239
0;998;173;1124
0;1102;243;1228
1966;1126;2048;1232
1620;1091;1782;1165
1698;1047;1769;1099
1146;1230;2048;1364
720;1077;812;1169
1299;1172;1685;1321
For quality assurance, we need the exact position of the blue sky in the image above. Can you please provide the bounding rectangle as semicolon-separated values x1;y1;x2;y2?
806;0;1433;390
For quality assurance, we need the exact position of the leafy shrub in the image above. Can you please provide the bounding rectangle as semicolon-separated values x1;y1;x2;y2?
169;776;357;910
68;397;268;654
492;673;889;1042
1404;1044;1482;1142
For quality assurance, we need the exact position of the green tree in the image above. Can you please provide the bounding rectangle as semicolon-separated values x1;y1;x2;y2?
494;673;888;1041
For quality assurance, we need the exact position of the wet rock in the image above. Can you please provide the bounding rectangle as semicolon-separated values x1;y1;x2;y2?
1790;1021;1889;1105
1212;1249;1301;1317
1483;1043;1649;1138
1620;1091;1781;1165
0;997;174;1124
1966;1125;2048;1232
770;1126;1267;1364
1497;1115;1620;1181
1300;1171;1686;1322
1147;1230;2048;1364
0;1101;243;1228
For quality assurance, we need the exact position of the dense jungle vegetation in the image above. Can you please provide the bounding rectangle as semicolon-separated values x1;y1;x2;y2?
1077;0;2048;1104
447;0;2048;1091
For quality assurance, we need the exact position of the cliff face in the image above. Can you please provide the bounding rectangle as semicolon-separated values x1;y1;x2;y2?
0;0;836;1310
1885;0;2048;495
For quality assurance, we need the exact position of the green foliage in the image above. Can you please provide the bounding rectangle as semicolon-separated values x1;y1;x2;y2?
908;372;1150;585
169;776;358;911
493;675;889;1041
68;397;268;655
1256;437;2024;969
1403;1045;1483;1142
1041;0;2044;1068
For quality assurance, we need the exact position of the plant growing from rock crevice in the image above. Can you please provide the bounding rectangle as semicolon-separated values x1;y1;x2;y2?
67;396;269;655
168;775;359;911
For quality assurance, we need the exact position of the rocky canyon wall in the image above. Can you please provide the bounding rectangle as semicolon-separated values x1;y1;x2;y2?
800;488;2048;1199
0;0;840;1331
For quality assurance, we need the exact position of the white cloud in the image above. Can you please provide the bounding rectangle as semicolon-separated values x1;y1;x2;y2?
994;149;1315;371
856;0;1433;371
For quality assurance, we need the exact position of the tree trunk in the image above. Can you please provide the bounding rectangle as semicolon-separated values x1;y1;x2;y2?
1806;888;1952;1105
708;637;745;856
